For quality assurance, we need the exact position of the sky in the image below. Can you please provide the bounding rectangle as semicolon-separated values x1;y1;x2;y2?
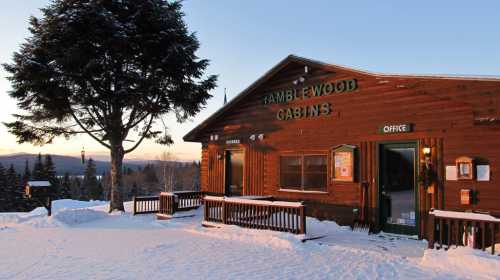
0;0;499;161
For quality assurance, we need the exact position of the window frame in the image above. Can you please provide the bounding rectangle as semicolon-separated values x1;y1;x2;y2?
279;152;328;192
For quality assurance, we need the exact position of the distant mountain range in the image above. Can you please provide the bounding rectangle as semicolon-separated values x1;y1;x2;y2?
0;153;145;175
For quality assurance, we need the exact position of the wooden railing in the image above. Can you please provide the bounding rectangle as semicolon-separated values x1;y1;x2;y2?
158;191;203;216
133;195;159;215
204;196;306;234
428;209;500;255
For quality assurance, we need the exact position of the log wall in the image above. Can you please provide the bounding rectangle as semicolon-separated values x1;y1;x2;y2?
195;59;500;238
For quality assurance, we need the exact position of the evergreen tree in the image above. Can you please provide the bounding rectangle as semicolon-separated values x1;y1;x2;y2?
3;0;216;211
6;164;22;211
32;153;45;180
0;163;7;211
129;182;139;199
60;172;72;199
83;158;98;200
92;182;104;201
70;177;82;200
44;154;59;198
143;164;158;183
22;159;31;184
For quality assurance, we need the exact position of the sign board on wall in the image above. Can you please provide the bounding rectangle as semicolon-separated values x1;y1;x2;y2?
445;165;458;181
332;144;356;182
263;78;358;121
378;123;413;134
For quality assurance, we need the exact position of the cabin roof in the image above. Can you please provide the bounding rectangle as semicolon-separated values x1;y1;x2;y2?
184;54;500;142
27;181;51;187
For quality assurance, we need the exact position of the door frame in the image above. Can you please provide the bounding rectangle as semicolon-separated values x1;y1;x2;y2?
223;146;246;196
376;140;420;235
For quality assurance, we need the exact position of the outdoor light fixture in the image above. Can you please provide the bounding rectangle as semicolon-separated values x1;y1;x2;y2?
217;152;223;160
419;145;436;192
81;147;86;164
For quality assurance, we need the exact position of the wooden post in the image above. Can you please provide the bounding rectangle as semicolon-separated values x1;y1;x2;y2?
46;197;52;217
133;196;137;215
173;194;179;215
428;213;435;249
299;203;306;234
491;223;496;255
481;222;486;251
204;200;208;221
222;200;227;224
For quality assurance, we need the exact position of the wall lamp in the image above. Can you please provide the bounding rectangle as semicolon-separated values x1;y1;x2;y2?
422;146;431;157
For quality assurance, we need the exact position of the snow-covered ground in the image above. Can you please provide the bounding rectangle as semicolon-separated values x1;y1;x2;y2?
0;200;498;280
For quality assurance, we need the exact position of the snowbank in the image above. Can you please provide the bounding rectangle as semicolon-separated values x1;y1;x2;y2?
421;246;500;279
0;199;109;228
0;199;499;280
30;199;108;215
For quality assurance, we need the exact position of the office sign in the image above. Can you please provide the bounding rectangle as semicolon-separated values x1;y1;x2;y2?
378;123;413;134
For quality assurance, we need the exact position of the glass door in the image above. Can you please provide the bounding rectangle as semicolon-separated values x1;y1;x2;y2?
225;150;244;196
379;142;418;235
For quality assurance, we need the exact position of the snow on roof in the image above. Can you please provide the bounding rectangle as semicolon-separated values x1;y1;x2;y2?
431;209;500;223
27;181;51;187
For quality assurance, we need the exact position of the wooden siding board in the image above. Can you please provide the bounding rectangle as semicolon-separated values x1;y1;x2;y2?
195;62;500;238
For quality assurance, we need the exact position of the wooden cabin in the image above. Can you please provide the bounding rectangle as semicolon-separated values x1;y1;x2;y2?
184;55;500;239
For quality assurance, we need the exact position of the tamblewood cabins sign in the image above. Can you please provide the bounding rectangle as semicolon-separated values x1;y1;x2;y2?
263;79;358;121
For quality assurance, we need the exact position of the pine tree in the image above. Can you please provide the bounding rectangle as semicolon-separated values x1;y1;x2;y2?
83;158;98;201
32;153;45;180
0;163;7;211
3;0;216;212
22;159;31;184
143;164;158;183
6;164;22;211
70;177;82;199
129;182;139;199
44;154;59;198
60;172;72;199
92;182;103;201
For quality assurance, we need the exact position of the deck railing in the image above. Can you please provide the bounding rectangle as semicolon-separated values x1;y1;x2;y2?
133;195;160;215
203;196;306;234
158;191;203;216
428;209;500;255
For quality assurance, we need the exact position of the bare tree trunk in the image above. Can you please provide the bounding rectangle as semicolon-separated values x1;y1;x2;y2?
109;144;125;212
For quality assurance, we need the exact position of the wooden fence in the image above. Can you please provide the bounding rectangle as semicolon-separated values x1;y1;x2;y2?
428;209;500;255
204;196;306;234
133;196;160;215
158;191;204;216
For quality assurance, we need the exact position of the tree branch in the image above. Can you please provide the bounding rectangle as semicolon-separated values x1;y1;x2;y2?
124;114;155;154
69;111;111;149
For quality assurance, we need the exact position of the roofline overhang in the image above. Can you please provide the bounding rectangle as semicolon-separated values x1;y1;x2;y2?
183;54;500;142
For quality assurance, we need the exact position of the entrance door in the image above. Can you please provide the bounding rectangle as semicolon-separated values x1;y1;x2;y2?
225;150;244;196
379;142;417;235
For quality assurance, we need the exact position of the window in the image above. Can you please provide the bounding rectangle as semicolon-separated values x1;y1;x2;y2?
280;156;302;190
280;154;327;191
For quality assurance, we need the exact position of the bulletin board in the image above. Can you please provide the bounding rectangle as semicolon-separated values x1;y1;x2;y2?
332;145;356;182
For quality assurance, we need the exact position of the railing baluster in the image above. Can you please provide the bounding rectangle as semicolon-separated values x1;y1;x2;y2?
439;218;444;249
491;223;496;255
481;222;486;251
447;219;451;249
